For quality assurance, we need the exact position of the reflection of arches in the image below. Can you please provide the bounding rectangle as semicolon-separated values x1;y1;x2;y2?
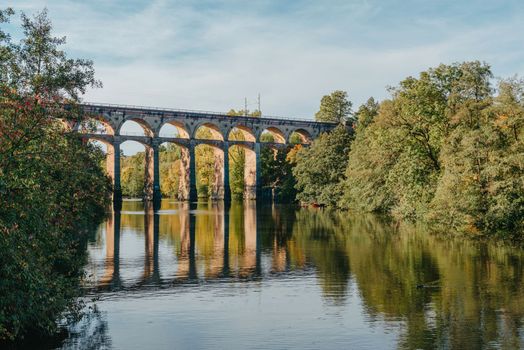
118;119;154;137
227;125;256;142
193;122;224;141
159;120;189;138
79;117;115;135
260;127;285;143
289;129;311;144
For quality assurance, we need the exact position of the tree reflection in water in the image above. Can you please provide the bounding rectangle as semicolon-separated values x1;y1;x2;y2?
79;200;524;349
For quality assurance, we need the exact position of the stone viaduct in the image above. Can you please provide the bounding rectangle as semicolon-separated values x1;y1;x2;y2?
69;103;339;208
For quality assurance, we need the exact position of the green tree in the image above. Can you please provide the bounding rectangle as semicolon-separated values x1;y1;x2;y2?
2;8;101;99
293;125;352;206
342;61;524;237
0;8;110;340
355;97;379;130
314;90;353;123
260;145;298;202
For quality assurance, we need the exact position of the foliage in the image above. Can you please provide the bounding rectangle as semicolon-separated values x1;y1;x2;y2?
342;61;524;237
314;90;353;123
0;8;110;341
120;144;182;198
159;144;181;197
293;125;352;206
121;152;145;197
0;8;101;99
260;145;299;202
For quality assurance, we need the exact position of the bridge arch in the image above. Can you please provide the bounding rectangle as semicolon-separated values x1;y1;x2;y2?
118;118;154;137
159;120;190;139
193;122;224;141
259;127;286;144
288;128;312;144
194;142;225;199
78;117;115;135
227;125;256;142
118;140;155;200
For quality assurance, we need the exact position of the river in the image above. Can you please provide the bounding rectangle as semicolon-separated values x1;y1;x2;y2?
58;199;524;349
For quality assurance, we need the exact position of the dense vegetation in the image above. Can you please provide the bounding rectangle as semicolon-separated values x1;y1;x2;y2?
295;63;524;238
0;8;111;341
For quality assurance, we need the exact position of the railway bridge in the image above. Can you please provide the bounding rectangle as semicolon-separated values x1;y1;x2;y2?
69;103;340;208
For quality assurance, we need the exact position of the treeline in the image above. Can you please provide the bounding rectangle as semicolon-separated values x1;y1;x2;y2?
295;62;524;238
0;8;111;341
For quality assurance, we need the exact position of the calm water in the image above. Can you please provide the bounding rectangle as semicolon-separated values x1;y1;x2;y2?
58;200;524;350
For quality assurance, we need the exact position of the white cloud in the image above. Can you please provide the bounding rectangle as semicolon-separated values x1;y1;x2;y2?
4;0;524;117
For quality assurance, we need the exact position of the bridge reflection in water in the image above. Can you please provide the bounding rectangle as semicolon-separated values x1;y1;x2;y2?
79;199;524;350
93;200;270;291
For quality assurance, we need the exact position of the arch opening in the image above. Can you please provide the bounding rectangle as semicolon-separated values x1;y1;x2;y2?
195;143;225;199
85;138;115;182
119;140;154;199
119;119;154;137
260;127;285;144
159;121;189;139
228;144;257;200
158;142;186;200
78;118;114;135
289;129;311;144
228;125;256;142
194;123;224;141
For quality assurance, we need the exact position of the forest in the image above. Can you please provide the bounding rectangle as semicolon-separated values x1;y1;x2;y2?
295;63;524;238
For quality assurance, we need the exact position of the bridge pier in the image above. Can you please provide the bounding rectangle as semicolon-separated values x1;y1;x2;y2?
152;142;161;210
113;140;122;210
188;140;198;203
178;147;190;200
223;142;231;203
243;143;261;200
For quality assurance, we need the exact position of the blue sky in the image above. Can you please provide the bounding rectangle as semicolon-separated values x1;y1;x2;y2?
4;0;524;153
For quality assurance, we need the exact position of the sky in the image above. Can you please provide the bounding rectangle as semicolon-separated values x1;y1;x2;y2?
4;0;524;153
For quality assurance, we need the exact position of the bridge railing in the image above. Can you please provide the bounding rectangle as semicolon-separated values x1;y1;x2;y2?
80;102;337;124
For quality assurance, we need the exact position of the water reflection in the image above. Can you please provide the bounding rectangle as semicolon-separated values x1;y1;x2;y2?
78;200;524;349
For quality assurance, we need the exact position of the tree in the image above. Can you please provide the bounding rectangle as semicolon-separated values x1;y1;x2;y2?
355;97;379;130
0;8;110;340
260;145;299;202
2;9;101;99
293;125;352;206
341;61;524;237
428;78;524;235
315;90;353;123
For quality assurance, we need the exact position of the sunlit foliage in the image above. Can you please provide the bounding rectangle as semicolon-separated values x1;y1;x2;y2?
342;62;524;237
